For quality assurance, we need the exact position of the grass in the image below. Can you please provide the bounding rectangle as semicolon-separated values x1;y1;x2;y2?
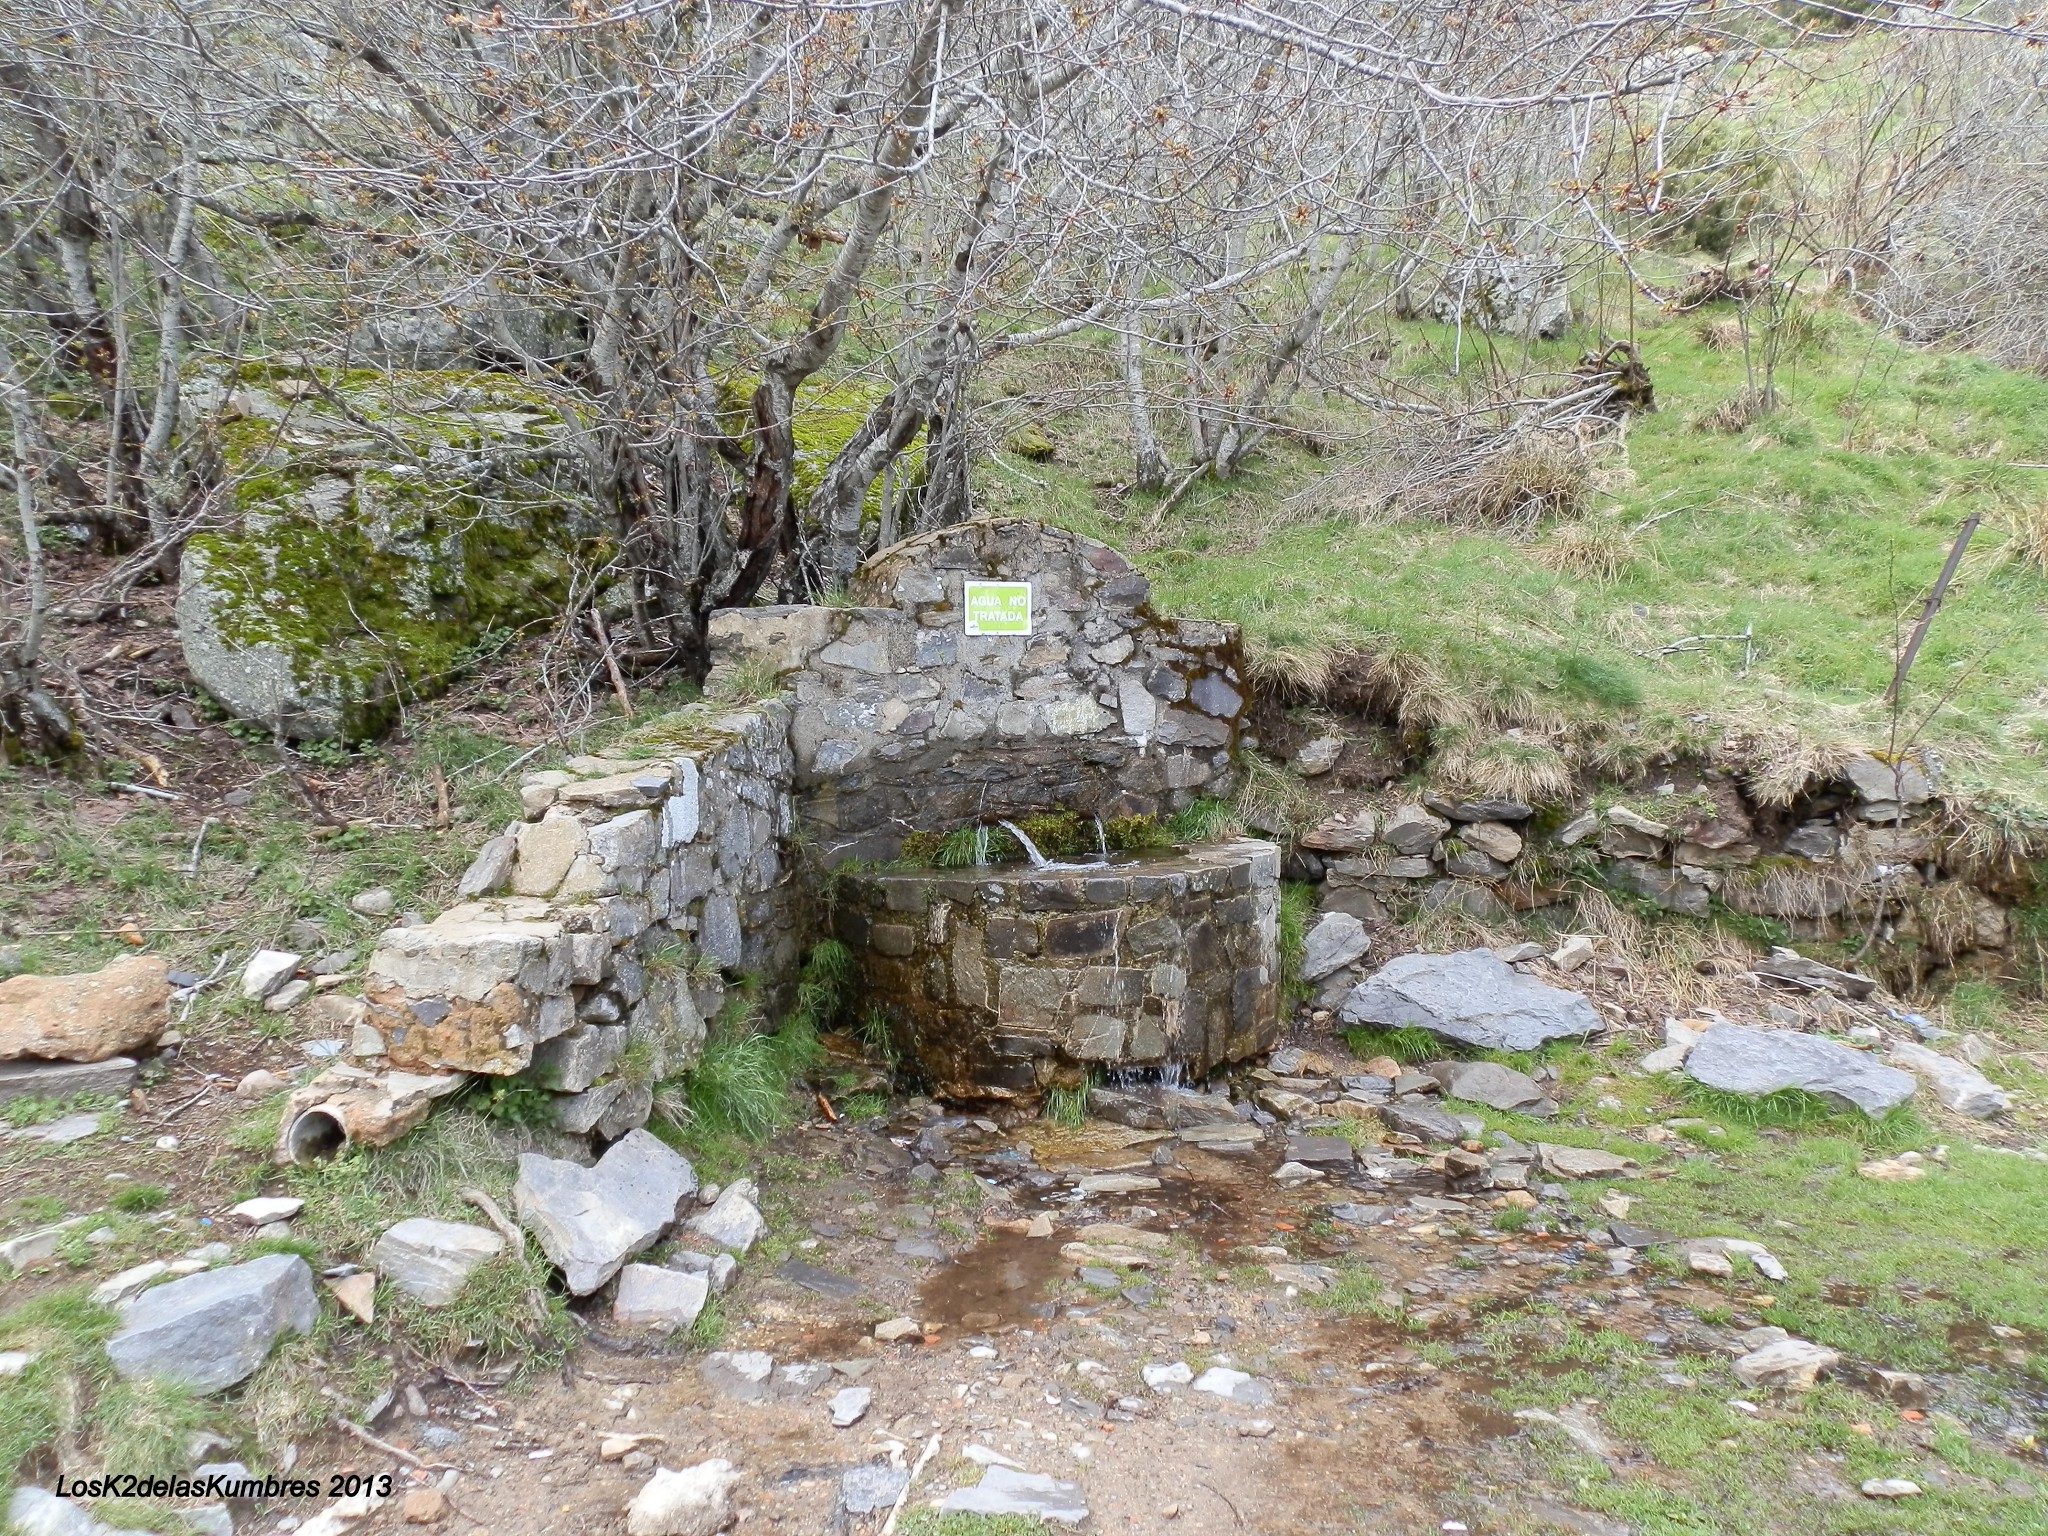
1041;1082;1091;1129
898;1514;1049;1536
983;308;2048;816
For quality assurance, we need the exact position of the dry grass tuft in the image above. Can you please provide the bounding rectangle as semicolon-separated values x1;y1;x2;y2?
1716;721;1862;807
1999;500;2048;574
1430;726;1575;804
1696;386;1775;434
1313;416;1594;532
1535;519;1634;583
1235;754;1325;837
1696;316;1744;351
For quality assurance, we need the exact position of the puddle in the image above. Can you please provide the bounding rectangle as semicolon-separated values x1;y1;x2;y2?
918;1230;1071;1334
1013;1122;1168;1170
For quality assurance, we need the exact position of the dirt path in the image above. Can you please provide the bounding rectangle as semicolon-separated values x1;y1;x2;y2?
319;1101;1666;1536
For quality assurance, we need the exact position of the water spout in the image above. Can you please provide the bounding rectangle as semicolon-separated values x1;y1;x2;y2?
997;818;1109;872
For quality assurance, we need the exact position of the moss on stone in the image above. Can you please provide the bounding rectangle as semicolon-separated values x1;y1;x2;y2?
185;365;608;740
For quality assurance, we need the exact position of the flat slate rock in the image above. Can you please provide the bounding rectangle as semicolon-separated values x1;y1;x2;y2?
105;1253;317;1393
776;1259;863;1300
841;1464;909;1514
1300;911;1371;981
1431;1059;1555;1117
938;1465;1090;1527
1340;949;1602;1051
370;1218;505;1306
1607;1221;1676;1249
1683;1023;1916;1118
1285;1134;1356;1166
1377;1099;1465;1145
515;1128;698;1295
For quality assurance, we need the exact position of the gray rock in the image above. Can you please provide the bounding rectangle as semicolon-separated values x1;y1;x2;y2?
349;887;396;917
1284;1134;1355;1166
1294;735;1346;776
1684;1023;1917;1118
830;1385;872;1426
775;1361;835;1396
938;1465;1090;1527
1339;950;1602;1051
1299;911;1370;982
104;1253;317;1393
1432;797;1534;823
1606;860;1709;917
1886;1040;2009;1119
239;950;300;1001
1430;253;1570;340
514;1128;698;1294
699;1349;775;1402
1431;1059;1555;1116
686;1178;765;1254
1377;1100;1465;1144
7;1487;159;1536
1442;846;1510;880
531;1022;626;1094
841;1464;909;1514
1843;752;1933;807
10;1112;105;1146
1458;820;1524;862
668;1248;738;1293
613;1263;709;1331
1783;822;1839;860
0;1057;138;1108
774;1257;860;1300
1381;805;1450;855
369;1218;506;1306
457;834;517;899
1732;1337;1839;1390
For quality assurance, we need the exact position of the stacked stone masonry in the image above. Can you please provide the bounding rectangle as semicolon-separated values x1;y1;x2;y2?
836;841;1282;1100
707;519;1250;864
298;701;797;1149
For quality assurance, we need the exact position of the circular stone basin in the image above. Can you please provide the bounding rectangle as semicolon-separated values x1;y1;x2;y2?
835;839;1281;1101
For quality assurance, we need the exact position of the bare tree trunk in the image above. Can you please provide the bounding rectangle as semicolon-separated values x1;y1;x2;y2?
1123;311;1168;492
0;342;80;761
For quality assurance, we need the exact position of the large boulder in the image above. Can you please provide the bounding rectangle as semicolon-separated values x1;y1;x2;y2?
0;957;168;1064
514;1128;697;1294
175;366;606;740
1429;254;1571;340
104;1253;318;1393
1684;1023;1916;1118
1339;950;1602;1051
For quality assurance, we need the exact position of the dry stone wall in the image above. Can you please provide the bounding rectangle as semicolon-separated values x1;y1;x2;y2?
292;701;796;1154
708;519;1249;862
835;841;1282;1101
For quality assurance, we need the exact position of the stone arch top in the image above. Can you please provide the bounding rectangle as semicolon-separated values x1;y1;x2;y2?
707;518;1247;862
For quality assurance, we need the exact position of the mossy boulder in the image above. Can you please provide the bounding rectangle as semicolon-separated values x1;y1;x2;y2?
176;364;608;740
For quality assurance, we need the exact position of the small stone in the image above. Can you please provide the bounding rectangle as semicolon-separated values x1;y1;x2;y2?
1860;1479;1922;1500
1299;912;1370;982
685;1178;765;1254
1192;1366;1269;1405
829;1386;871;1427
1858;1159;1926;1183
349;888;396;917
1294;735;1346;776
1733;1337;1839;1391
240;950;302;1001
327;1270;377;1324
614;1264;710;1332
230;1196;304;1226
841;1464;910;1515
1074;1174;1161;1194
235;1069;290;1100
699;1350;775;1402
1688;1251;1734;1278
1537;1144;1638;1179
264;978;312;1013
626;1459;740;1536
1143;1361;1194;1389
873;1317;921;1343
402;1488;449;1524
90;1260;169;1309
0;1351;37;1377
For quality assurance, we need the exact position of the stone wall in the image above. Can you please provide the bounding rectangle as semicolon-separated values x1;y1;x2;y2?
708;519;1249;863
306;701;797;1147
833;840;1282;1101
1283;744;2017;985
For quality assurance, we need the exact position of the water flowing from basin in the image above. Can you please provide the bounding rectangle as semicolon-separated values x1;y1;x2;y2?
996;819;1110;872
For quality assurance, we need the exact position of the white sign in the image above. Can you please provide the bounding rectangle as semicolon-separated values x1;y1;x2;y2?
963;580;1033;636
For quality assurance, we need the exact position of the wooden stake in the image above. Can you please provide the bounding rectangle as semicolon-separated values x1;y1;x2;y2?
1886;511;1981;706
589;608;634;719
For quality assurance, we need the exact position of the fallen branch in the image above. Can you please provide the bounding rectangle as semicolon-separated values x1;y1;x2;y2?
337;1417;453;1473
879;1433;941;1536
180;816;218;878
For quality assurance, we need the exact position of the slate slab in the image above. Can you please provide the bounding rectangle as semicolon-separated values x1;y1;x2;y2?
104;1253;317;1392
1340;949;1601;1050
1684;1023;1916;1118
514;1128;698;1294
